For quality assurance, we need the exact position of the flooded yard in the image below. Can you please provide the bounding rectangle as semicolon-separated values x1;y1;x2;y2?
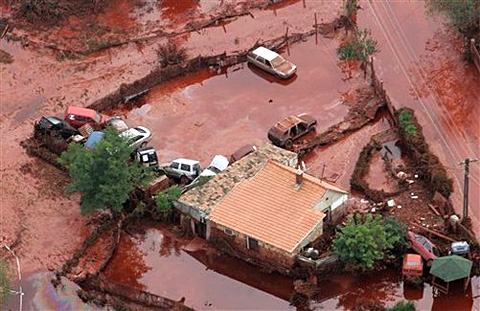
102;226;479;310
112;36;353;167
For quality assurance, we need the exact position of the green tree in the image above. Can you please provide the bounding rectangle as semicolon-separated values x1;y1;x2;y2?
155;186;182;215
333;214;406;271
337;29;378;62
426;0;480;37
0;260;9;306
59;128;150;214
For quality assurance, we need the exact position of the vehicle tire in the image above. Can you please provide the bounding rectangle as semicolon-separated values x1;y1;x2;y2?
180;175;189;185
284;139;293;149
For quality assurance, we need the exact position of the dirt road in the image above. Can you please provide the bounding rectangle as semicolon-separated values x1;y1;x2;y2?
358;0;480;237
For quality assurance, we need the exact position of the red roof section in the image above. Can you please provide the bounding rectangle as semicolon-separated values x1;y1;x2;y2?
209;160;333;253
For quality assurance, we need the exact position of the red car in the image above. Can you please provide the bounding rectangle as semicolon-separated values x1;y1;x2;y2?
406;231;440;266
64;106;108;129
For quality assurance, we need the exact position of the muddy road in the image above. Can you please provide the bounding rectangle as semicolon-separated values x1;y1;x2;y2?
358;0;480;236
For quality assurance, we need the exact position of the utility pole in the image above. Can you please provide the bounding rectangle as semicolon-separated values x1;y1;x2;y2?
459;158;479;220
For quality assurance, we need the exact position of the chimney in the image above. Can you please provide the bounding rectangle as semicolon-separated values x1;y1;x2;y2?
295;167;304;188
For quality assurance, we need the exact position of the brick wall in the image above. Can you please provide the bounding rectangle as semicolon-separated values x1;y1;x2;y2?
208;222;296;271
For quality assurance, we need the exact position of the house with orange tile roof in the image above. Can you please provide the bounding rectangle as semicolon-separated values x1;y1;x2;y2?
175;144;348;272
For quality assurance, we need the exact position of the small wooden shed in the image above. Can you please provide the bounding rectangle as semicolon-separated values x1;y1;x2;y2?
430;255;473;295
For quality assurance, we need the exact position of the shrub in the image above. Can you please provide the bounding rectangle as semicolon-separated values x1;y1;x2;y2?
333;214;406;271
395;108;453;198
387;300;415;311
155;186;182;215
157;42;187;68
0;260;9;306
337;29;378;62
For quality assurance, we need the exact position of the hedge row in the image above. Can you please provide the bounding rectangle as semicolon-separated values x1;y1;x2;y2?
395;108;453;198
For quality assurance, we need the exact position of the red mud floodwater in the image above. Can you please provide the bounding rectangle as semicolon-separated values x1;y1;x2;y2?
113;35;352;167
104;226;479;310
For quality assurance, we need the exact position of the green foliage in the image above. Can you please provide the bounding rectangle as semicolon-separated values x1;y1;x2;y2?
59;128;151;215
384;217;408;253
398;110;418;137
0;260;9;306
426;0;480;35
337;29;378;62
387;300;416;311
155;186;182;215
333;214;407;271
157;42;187;68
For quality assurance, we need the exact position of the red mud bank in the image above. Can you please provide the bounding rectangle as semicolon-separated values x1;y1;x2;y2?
358;0;480;237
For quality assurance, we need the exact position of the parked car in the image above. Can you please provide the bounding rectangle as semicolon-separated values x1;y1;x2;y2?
34;116;78;139
407;231;440;265
136;147;159;168
402;254;423;280
119;126;152;150
268;113;317;148
247;46;297;79
106;117;129;133
162;158;201;184
449;241;470;257
84;131;105;149
199;155;229;177
64;106;108;129
229;145;257;163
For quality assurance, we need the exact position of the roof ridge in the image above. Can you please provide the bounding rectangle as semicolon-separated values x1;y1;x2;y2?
266;160;348;193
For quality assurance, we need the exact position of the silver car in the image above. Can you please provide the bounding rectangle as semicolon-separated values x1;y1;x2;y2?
120;126;152;150
247;46;297;79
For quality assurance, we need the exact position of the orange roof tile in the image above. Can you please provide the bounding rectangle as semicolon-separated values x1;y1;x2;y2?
209;160;330;253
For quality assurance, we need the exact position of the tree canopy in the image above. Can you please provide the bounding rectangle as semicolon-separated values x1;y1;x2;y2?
59;128;150;214
333;214;407;271
426;0;480;36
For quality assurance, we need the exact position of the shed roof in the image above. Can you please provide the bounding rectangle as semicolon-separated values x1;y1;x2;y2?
252;46;280;62
209;160;331;253
430;255;472;282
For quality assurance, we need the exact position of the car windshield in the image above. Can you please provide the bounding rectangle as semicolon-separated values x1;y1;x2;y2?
270;56;286;68
135;127;146;133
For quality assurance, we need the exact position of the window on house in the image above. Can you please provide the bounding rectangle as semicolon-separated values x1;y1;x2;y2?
247;237;259;251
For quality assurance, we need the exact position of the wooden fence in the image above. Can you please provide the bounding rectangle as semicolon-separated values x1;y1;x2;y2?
364;56;397;125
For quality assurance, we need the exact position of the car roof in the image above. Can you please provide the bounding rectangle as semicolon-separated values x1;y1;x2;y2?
274;115;304;132
252;47;280;62
66;106;98;118
173;158;200;165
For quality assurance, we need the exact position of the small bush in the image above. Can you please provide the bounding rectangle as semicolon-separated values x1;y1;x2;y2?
387;300;415;311
155;186;182;215
337;29;378;62
157;42;187;68
0;260;9;305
